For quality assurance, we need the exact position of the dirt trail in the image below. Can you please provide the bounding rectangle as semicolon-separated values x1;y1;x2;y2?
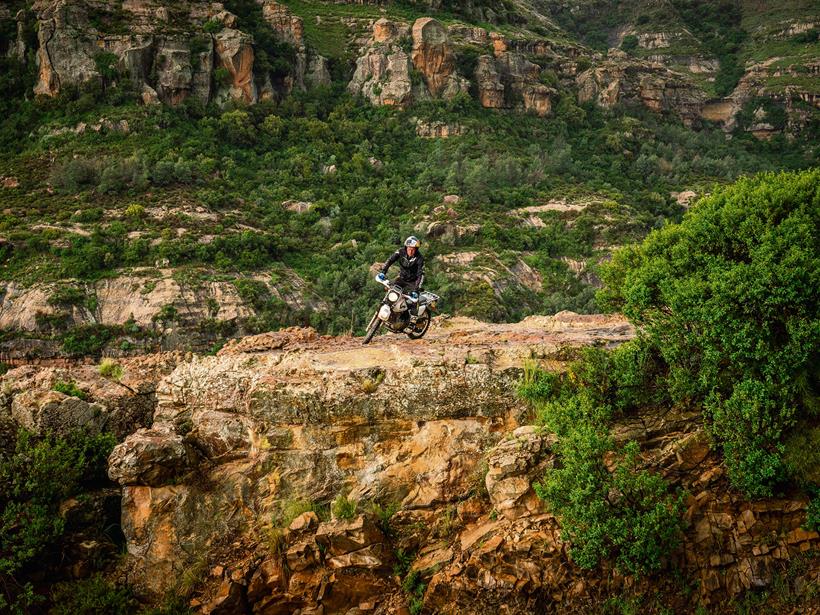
218;310;634;371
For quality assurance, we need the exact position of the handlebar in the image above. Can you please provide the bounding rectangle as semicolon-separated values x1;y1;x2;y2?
375;274;418;302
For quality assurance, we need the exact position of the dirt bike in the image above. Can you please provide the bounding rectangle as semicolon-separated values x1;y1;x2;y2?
362;275;439;344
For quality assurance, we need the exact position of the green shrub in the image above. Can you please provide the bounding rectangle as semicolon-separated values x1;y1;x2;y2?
331;493;358;520
0;430;117;608
49;158;100;192
124;203;145;218
98;358;123;381
600;169;820;497
52;380;88;400
401;570;426;615
620;34;639;53
60;325;115;356
203;19;222;34
50;575;134;615
525;355;685;576
274;498;318;528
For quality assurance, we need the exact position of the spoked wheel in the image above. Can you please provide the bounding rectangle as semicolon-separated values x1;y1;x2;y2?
406;311;431;340
363;312;381;345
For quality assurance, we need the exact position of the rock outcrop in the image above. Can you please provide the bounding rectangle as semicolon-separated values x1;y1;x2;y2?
1;314;817;611
92;317;819;611
577;50;707;125
348;17;467;107
24;0;330;105
411;17;468;99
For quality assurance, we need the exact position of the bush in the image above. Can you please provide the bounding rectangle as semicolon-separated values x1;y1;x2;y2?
51;575;134;615
99;157;148;193
620;34;639;53
49;158;100;192
0;430;117;609
600;169;820;497
524;354;685;576
60;325;115;356
98;358;123;381
331;493;358;520
52;380;88;400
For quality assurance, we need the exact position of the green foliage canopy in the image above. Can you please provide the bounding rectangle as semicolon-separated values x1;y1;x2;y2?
600;169;820;497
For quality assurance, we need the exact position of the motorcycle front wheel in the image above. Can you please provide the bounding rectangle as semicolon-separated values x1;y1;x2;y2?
406;311;431;340
363;312;381;345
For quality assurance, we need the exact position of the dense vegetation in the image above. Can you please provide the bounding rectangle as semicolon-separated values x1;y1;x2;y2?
600;169;819;497
520;345;686;575
0;429;117;612
522;169;819;576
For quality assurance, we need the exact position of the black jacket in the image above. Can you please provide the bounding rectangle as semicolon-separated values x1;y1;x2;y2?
381;247;424;289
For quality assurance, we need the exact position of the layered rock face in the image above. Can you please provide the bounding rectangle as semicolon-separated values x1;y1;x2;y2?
411;18;468;99
259;0;329;94
94;314;819;612
25;0;328;105
577;50;707;126
348;17;467;107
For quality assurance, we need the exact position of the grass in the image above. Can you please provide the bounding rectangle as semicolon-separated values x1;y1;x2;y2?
53;379;88;400
331;492;358;520
274;497;323;527
98;358;123;380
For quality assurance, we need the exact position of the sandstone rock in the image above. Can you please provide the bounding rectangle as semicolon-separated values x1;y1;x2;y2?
286;540;320;571
474;52;554;116
411;18;467;100
11;389;107;436
214;28;257;104
326;543;387;570
315;516;383;556
485;426;556;520
289;511;319;533
415;119;466;137
475;55;505;108
108;426;195;486
190;409;251;459
153;39;198;105
672;190;698;207
261;0;303;47
577;58;705;126
425;220;481;243
372;17;407;44
348;46;417;107
282;200;314;213
203;578;247;614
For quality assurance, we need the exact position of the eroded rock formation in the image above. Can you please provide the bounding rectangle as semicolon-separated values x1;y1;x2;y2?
577;50;706;126
0;315;817;611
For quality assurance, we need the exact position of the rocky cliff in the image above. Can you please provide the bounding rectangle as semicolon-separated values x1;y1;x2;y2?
22;0;330;106
4;314;816;613
4;0;817;135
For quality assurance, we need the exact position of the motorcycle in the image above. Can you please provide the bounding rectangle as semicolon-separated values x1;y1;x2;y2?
362;275;440;344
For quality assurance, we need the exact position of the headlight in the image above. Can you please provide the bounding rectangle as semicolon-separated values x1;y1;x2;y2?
387;291;399;302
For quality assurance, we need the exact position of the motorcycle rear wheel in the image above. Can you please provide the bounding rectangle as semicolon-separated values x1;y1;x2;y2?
363;312;381;345
406;311;431;340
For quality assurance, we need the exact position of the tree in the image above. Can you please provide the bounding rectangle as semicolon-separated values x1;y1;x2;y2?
600;169;820;497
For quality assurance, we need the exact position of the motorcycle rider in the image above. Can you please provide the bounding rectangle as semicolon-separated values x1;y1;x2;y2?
378;236;424;313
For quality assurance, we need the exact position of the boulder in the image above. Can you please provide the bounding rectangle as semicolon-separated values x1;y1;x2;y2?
108;426;195;486
410;17;467;99
214;28;257;104
314;515;383;556
485;426;556;520
190;409;251;459
11;390;107;436
475;55;505;108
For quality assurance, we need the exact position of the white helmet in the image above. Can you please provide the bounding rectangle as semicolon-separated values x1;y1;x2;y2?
404;236;420;248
